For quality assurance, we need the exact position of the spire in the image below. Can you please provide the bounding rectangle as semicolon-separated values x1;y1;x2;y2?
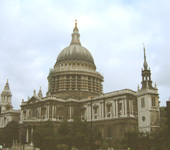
140;45;154;90
143;44;148;70
70;19;81;45
4;79;10;91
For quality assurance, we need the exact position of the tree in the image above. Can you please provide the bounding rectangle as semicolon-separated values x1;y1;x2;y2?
33;121;56;150
71;118;91;148
123;107;170;150
3;121;19;147
0;129;4;146
151;106;170;149
56;121;71;148
57;118;102;149
123;130;153;150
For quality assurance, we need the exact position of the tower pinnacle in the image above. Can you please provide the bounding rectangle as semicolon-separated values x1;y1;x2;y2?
70;20;81;45
4;79;10;91
143;44;148;70
38;86;43;98
1;79;12;105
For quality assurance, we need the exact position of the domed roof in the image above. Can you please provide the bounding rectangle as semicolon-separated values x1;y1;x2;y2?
57;45;95;64
56;21;95;65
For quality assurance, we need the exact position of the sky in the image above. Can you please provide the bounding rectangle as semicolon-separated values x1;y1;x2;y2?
0;0;170;109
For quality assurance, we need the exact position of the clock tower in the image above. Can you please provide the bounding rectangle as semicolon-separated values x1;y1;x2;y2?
137;46;160;132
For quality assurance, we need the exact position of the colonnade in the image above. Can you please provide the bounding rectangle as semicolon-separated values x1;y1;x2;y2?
51;74;102;94
85;99;135;121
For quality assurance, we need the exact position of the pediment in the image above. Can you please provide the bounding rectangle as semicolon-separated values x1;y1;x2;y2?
26;96;41;104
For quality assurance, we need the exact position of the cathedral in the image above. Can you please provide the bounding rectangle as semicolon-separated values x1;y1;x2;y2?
0;22;160;145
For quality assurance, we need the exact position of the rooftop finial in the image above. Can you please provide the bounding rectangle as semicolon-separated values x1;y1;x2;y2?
33;89;36;96
75;19;77;27
70;20;81;45
143;43;148;70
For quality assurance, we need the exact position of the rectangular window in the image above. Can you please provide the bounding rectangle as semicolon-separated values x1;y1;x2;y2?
152;97;156;106
141;98;145;108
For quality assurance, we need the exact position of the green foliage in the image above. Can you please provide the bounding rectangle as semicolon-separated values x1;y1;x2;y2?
121;106;170;150
3;121;19;147
123;130;154;150
56;121;71;147
33;121;56;150
32;119;102;149
151;127;170;149
56;144;68;150
57;118;102;149
100;141;108;149
111;139;126;149
71;118;91;148
0;130;4;145
160;106;167;128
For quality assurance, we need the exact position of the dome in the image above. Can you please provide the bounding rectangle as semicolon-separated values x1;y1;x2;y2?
56;21;95;65
57;44;95;64
47;21;103;99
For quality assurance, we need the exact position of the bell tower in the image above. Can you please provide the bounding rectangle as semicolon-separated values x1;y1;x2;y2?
137;45;160;133
0;79;13;113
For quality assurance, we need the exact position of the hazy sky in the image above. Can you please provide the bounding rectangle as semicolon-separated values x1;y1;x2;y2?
0;0;170;109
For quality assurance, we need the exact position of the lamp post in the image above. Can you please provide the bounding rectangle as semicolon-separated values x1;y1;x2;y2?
89;96;93;150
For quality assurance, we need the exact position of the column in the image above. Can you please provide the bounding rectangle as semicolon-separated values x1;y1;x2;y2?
30;127;33;146
100;102;103;119
88;104;91;121
52;106;54;119
26;127;29;143
130;100;132;115
46;106;48;119
48;105;50;119
75;75;77;90
125;99;127;117
20;110;23;122
132;100;134;116
70;106;72;119
69;75;71;90
85;106;87;120
98;102;101;119
116;100;118;117
112;100;115;117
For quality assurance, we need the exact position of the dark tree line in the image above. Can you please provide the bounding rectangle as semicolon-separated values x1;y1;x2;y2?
33;118;103;150
0;121;19;148
110;107;170;150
